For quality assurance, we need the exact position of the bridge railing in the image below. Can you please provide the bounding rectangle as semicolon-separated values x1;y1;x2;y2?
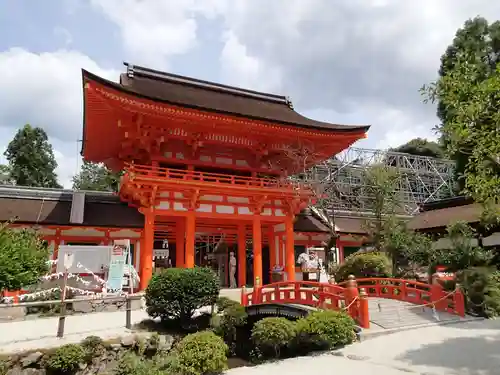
240;279;371;328
338;277;465;317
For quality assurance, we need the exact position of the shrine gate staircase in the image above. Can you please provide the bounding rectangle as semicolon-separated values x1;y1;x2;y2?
240;277;468;330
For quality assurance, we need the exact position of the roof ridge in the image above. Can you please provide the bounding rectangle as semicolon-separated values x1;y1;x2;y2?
123;62;294;108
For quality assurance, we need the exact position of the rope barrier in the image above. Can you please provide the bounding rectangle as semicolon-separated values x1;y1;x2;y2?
391;287;460;310
342;296;359;311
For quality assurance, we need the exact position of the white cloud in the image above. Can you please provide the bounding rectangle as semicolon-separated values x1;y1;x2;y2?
89;0;228;69
53;27;73;46
213;1;500;148
0;48;118;187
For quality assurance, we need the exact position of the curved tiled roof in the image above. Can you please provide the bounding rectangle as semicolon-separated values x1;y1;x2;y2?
82;63;370;133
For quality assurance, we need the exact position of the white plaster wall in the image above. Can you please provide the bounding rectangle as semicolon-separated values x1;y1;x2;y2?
483;232;500;246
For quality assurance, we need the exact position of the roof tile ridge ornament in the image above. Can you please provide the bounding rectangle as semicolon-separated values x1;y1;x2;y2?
286;96;294;110
123;61;290;106
127;64;134;78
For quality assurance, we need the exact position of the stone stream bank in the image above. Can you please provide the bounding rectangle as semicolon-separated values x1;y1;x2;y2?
0;332;175;375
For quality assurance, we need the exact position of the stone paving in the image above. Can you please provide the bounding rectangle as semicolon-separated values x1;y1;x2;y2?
228;319;500;375
367;298;477;330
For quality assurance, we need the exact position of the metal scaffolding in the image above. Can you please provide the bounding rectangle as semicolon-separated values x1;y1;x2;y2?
300;147;455;215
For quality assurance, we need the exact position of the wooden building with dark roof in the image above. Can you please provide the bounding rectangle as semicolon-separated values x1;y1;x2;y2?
408;196;500;248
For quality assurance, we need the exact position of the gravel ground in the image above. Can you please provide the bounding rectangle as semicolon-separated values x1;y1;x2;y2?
227;319;500;375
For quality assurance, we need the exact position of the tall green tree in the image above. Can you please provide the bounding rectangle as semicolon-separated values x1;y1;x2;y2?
0;224;49;291
422;51;500;205
390;138;445;159
72;161;122;192
431;16;500;193
4;124;61;188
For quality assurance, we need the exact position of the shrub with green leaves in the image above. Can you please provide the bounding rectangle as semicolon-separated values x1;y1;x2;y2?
295;310;356;351
334;252;392;282
212;303;247;355
215;296;240;313
0;224;49;292
459;267;500;318
145;267;220;323
113;352;165;375
251;317;296;358
46;344;86;374
80;335;105;359
173;331;228;375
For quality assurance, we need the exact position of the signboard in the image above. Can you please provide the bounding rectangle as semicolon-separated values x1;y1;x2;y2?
63;252;74;269
106;241;128;292
56;245;112;274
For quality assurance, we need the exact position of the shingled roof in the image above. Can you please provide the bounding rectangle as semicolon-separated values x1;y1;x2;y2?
0;186;143;228
83;63;370;133
408;196;481;231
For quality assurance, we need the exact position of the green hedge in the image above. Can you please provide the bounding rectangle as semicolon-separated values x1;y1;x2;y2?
251;317;296;358
334;252;392;282
46;344;86;374
145;267;220;324
172;331;228;375
295;310;356;351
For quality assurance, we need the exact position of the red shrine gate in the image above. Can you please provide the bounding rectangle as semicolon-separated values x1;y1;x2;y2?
82;63;369;289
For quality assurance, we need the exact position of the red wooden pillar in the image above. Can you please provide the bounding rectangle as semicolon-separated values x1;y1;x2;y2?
175;218;185;268
285;216;295;281
139;211;154;290
237;224;247;287
278;236;284;266
185;212;196;268
252;216;262;285
268;226;276;268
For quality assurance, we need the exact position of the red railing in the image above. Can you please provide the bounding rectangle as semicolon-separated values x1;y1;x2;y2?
338;277;465;317
240;277;466;329
122;163;310;192
240;280;370;328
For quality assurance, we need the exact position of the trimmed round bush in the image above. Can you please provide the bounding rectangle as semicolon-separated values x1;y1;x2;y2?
295;310;356;351
216;296;240;313
334;252;392;282
251;317;296;358
145;267;220;323
173;331;228;375
46;343;86;374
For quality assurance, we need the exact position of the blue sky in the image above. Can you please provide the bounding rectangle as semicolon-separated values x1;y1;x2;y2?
0;0;498;187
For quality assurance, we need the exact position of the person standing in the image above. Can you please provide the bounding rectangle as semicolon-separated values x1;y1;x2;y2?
297;249;311;281
229;251;237;288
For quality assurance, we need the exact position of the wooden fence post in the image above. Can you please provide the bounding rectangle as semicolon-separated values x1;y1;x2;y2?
430;274;444;310
240;286;248;305
358;288;370;329
125;296;132;329
345;275;359;319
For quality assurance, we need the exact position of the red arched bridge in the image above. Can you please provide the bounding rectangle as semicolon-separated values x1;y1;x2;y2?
240;276;466;329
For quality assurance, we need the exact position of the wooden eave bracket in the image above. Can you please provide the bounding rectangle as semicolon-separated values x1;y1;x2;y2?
149;185;158;206
286;198;309;216
250;195;268;215
186;188;201;210
187;132;204;158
